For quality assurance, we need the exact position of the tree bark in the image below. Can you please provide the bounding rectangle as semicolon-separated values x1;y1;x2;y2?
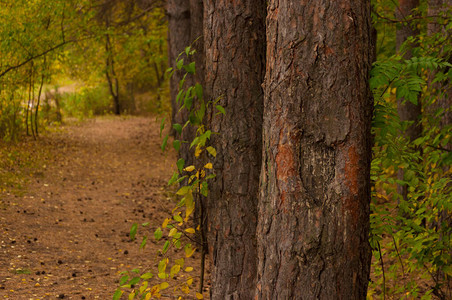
256;1;375;299
427;0;451;129
395;0;422;201
167;0;191;133
204;0;266;299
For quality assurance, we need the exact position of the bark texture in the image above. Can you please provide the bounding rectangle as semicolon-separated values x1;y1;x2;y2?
427;0;452;130
167;0;191;131
395;0;422;201
256;1;375;299
204;1;266;299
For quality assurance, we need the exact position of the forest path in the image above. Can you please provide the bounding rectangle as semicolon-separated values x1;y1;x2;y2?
0;116;186;299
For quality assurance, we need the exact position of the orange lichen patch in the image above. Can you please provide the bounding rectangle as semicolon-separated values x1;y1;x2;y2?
276;144;297;181
276;143;296;207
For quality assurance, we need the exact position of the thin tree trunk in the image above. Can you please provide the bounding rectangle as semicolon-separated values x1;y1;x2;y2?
188;0;205;249
167;0;191;134
34;68;45;137
396;0;422;203
204;1;266;299
256;1;375;298
105;15;120;115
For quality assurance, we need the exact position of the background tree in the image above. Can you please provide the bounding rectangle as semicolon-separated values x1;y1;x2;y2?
395;0;422;202
203;0;266;298
256;1;375;298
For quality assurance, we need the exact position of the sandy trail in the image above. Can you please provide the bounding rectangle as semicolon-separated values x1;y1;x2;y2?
0;116;196;299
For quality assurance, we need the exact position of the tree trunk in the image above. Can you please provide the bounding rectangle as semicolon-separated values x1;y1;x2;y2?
188;0;205;248
427;0;451;129
395;0;422;201
204;0;266;299
427;2;452;298
167;0;191;133
256;1;375;299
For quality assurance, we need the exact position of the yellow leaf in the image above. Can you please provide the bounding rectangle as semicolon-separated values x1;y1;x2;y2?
187;278;193;285
160;282;169;290
196;292;204;299
185;228;195;234
168;228;177;237
162;218;170;229
206;146;217;157
170;264;181;277
176;186;190;195
195;146;202;157
185;267;194;272
204;163;213;169
183;165;195;172
128;292;136;300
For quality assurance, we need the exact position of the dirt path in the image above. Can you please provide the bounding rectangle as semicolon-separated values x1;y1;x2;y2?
0;116;199;299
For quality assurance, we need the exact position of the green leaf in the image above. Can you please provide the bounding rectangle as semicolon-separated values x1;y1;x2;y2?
140;272;153;280
154;227;163;241
185;46;191;56
183;62;196;74
173;214;183;223
113;289;123;300
176;90;184;105
129;277;141;286
168;172;179;186
159;118;165;137
173;123;182;135
162;240;170;254
173;140;181;152
176;58;184;70
177;158;185;172
161;134;169;152
120;275;129;285
140;235;148;249
130;223;138;240
195;83;203;99
216;105;226;115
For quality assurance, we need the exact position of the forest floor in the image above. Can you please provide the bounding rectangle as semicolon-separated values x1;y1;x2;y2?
0;116;206;299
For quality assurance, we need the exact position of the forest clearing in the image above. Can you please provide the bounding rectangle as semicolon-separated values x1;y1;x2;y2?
1;0;451;299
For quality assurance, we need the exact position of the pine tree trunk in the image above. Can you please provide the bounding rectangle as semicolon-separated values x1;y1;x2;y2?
204;0;266;298
167;0;191;133
395;0;422;201
256;1;375;298
427;0;451;129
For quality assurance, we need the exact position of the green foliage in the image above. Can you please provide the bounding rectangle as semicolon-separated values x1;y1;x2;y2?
60;85;113;119
0;1;168;140
115;46;221;299
369;1;452;298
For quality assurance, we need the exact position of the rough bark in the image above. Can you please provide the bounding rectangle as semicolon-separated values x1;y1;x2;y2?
395;0;422;201
167;0;191;133
256;1;375;299
427;2;452;298
179;0;204;168
427;0;452;130
188;0;205;242
204;1;266;299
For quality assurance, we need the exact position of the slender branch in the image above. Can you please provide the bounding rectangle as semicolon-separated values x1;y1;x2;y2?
372;7;443;24
0;37;91;78
426;144;451;153
377;241;386;300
